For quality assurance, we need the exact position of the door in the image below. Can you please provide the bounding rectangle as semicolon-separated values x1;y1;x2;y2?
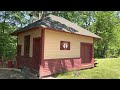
33;37;42;71
81;43;92;64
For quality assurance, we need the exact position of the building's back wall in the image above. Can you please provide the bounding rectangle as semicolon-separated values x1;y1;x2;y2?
44;29;93;59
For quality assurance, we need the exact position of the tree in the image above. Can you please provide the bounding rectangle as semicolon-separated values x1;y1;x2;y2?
0;11;29;63
1;11;120;61
93;11;120;58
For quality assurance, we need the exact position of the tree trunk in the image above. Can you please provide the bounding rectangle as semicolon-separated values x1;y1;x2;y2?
41;11;48;19
101;45;108;58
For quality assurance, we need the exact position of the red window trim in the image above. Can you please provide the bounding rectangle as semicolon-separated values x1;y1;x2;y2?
60;41;70;50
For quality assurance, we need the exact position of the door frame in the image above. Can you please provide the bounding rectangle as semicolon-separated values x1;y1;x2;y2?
33;37;42;71
80;42;94;64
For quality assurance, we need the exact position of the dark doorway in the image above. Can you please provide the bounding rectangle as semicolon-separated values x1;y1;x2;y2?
81;42;93;64
33;37;42;71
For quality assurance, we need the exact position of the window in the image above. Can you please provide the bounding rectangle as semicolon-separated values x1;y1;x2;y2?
17;45;21;56
24;35;30;57
60;41;70;50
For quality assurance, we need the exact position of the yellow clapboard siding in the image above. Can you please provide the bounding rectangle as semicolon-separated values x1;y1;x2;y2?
44;29;93;59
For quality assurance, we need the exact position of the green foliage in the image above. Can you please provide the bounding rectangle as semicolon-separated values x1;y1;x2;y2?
56;11;120;58
1;11;120;62
0;11;29;62
93;11;120;58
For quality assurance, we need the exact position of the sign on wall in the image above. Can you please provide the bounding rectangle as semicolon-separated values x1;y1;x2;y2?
60;41;70;50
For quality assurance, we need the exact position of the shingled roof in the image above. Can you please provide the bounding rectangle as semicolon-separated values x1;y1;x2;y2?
11;14;101;39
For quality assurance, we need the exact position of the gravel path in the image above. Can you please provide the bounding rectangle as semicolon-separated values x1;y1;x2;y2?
0;68;60;79
0;68;28;79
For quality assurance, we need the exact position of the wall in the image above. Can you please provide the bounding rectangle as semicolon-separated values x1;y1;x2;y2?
44;29;93;59
18;28;41;57
40;58;94;77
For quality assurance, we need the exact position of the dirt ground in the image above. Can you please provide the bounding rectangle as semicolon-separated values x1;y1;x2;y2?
0;68;28;79
0;68;59;79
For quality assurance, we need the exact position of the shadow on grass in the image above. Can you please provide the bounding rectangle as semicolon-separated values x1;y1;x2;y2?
94;63;98;67
94;59;98;68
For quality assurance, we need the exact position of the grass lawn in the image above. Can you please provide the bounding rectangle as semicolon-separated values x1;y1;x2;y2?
54;58;120;79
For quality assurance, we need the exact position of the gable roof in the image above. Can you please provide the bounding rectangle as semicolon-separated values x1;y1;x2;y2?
11;14;101;39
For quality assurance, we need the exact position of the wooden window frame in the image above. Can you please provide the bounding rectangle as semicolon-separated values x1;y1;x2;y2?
24;35;30;57
60;41;70;50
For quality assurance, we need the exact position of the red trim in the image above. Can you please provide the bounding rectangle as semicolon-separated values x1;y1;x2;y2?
44;57;80;61
39;29;45;78
44;57;93;66
33;37;41;71
91;40;94;65
41;29;45;65
80;42;93;45
92;40;94;58
60;41;70;50
80;42;93;64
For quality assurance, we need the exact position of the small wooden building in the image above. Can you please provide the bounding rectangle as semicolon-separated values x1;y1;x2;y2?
11;14;101;78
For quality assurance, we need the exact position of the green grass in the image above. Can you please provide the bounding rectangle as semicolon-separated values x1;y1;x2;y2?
54;58;120;79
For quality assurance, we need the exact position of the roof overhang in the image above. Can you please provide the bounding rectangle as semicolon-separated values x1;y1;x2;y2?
10;26;101;39
10;26;44;36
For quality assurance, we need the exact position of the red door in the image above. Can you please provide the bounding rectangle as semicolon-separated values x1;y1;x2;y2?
33;37;42;71
81;43;92;64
